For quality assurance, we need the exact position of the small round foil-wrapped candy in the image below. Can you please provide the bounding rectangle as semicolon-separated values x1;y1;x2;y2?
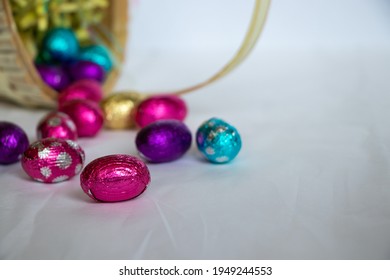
134;95;188;128
59;99;104;137
36;64;71;92
80;154;151;202
79;45;113;72
67;60;106;83
37;112;77;141
40;28;79;63
196;118;242;164
0;122;29;164
136;120;192;163
58;79;104;105
21;138;85;183
101;92;143;129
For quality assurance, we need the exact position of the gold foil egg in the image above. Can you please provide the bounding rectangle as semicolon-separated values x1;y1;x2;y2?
101;92;144;130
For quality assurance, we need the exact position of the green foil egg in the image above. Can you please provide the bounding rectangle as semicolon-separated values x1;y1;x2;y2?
79;45;113;72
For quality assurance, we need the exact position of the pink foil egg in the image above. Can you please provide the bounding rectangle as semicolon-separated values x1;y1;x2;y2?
21;138;85;183
80;154;151;202
37;111;78;140
58;79;103;105
134;95;188;128
59;99;104;137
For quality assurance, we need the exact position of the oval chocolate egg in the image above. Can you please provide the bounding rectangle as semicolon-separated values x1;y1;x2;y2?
37;111;78;140
59;99;104;137
21;138;85;183
135;120;192;163
101;92;143;130
134;94;188;128
196;118;242;164
80;154;151;202
58;79;103;105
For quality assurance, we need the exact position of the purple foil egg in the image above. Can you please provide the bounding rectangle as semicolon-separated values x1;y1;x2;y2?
80;154;151;202
21;138;85;183
36;64;70;92
135;120;192;163
37;111;78;140
0;121;29;164
67;60;105;83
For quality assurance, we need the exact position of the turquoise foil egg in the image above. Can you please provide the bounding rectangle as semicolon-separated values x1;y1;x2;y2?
79;45;113;72
41;28;79;63
196;118;242;164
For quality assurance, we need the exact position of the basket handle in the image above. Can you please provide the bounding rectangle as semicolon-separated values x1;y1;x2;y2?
123;0;271;96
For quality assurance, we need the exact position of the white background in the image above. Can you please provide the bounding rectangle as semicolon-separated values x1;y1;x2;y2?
1;0;390;259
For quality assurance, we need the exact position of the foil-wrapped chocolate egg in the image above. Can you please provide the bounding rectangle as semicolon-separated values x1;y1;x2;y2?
80;154;150;202
136;120;192;163
134;95;188;128
67;60;105;83
59;100;104;137
79;45;113;72
101;92;143;130
0;121;29;164
37;111;77;140
21;138;85;183
196;118;242;164
41;28;79;63
36;64;71;92
58;79;103;105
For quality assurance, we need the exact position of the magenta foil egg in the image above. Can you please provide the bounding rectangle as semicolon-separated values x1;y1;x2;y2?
80;154;151;202
37;111;77;140
136;120;192;163
58;79;103;105
59;99;104;137
21;138;85;183
134;95;188;128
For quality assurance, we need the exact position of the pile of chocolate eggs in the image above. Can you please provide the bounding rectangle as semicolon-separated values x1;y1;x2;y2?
34;28;109;139
0;26;243;203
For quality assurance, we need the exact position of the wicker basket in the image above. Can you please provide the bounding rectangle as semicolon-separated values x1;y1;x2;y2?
0;0;128;108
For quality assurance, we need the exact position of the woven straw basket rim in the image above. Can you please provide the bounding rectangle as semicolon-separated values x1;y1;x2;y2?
0;0;128;108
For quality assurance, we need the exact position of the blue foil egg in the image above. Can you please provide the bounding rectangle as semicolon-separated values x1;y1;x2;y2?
196;118;242;164
79;45;113;72
41;28;79;63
